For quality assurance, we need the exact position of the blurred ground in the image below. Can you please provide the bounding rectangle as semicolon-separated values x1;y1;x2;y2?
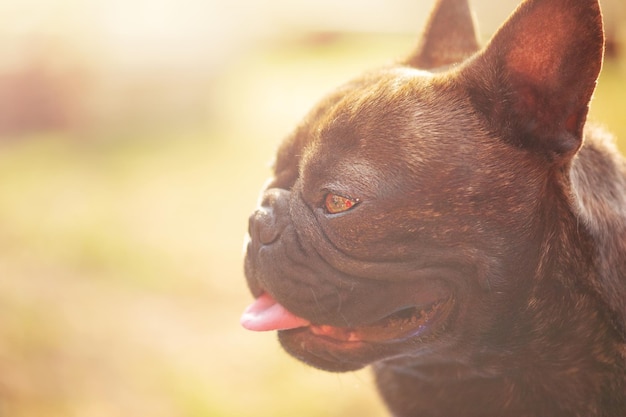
0;1;624;417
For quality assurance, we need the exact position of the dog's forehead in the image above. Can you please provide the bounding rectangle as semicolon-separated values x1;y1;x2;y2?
316;67;434;132
300;66;483;167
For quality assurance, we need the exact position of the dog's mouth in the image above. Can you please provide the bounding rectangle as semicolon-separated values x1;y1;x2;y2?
309;299;451;343
241;292;453;344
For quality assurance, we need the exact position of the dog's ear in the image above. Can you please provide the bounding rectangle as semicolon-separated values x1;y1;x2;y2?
405;0;479;69
460;0;604;160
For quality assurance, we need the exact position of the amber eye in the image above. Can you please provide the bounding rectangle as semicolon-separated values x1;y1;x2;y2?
324;193;358;214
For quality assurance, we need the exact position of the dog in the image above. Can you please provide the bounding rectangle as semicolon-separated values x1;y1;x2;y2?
242;0;626;415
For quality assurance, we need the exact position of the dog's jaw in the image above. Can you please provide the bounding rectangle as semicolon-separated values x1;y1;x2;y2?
242;289;456;372
276;295;456;373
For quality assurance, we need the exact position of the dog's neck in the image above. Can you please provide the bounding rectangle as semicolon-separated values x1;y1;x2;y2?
375;278;624;417
572;130;626;336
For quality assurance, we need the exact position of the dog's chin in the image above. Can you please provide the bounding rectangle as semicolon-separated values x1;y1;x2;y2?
277;297;455;372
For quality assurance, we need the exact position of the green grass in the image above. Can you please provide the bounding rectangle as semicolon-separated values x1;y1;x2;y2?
590;60;626;147
0;33;623;417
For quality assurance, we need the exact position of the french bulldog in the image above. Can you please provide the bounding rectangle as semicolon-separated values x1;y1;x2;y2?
242;0;626;415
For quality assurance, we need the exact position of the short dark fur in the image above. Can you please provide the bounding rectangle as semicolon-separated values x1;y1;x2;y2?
244;0;626;415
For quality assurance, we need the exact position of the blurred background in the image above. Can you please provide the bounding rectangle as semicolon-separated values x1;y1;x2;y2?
0;0;623;416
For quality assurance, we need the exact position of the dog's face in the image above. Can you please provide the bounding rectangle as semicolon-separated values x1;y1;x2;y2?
244;69;546;371
243;0;606;372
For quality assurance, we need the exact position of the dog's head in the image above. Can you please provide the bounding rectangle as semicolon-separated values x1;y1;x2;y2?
242;0;605;372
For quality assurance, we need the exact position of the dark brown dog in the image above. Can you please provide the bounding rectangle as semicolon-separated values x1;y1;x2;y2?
242;0;626;415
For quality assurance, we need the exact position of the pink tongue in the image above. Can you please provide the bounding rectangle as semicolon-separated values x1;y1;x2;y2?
241;293;311;331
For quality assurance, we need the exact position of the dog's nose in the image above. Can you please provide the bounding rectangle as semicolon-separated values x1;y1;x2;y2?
248;188;290;246
249;206;280;245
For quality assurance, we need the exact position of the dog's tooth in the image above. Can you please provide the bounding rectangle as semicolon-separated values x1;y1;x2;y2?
311;325;333;336
321;325;334;333
347;332;360;342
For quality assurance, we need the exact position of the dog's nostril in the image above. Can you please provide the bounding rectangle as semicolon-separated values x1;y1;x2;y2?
249;207;280;245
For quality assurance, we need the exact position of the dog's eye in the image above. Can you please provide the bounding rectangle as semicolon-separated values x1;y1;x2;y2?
325;193;359;214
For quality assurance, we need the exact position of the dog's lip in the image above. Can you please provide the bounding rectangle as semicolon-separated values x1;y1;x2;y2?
305;297;453;344
242;292;453;344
